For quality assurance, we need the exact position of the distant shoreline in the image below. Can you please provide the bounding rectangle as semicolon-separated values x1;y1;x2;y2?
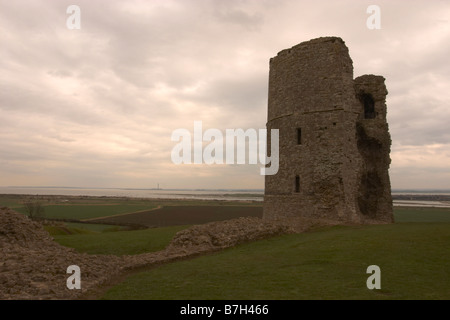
2;192;450;202
2;186;450;193
2;193;450;209
391;194;450;202
0;193;262;204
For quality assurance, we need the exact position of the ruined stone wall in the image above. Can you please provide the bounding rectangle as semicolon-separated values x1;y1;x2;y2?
354;75;393;223
264;37;393;224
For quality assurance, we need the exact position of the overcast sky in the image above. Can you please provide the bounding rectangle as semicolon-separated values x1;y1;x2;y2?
1;0;449;190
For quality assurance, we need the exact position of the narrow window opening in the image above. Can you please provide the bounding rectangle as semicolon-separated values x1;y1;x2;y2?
362;94;376;119
295;175;300;193
297;128;302;145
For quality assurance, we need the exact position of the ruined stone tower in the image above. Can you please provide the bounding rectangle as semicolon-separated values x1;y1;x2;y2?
263;37;393;224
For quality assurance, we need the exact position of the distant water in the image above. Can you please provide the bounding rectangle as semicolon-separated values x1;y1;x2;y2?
392;189;450;195
0;186;264;202
1;187;450;207
391;190;450;208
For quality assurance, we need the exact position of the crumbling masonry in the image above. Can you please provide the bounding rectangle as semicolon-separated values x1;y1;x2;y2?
263;37;393;224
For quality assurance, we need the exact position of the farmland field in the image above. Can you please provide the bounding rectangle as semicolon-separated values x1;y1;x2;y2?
91;205;263;227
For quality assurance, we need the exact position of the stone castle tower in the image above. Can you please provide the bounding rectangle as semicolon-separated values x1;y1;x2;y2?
263;37;393;224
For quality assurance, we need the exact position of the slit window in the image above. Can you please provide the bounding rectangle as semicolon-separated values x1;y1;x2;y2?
362;94;376;119
297;128;302;145
295;175;300;193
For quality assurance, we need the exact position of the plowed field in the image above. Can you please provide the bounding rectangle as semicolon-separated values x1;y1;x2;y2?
92;205;263;227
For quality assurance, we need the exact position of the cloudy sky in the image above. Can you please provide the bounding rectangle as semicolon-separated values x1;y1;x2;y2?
1;0;449;190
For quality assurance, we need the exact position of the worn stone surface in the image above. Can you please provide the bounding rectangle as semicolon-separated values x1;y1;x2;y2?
264;37;393;224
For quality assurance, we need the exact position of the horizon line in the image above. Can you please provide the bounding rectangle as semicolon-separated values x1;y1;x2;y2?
2;186;450;192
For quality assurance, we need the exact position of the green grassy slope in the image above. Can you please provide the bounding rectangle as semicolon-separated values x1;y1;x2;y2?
101;222;450;300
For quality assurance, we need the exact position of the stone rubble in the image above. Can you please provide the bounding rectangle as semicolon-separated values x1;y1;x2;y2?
0;207;126;300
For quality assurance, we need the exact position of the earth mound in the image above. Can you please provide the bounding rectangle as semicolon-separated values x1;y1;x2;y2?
0;207;126;300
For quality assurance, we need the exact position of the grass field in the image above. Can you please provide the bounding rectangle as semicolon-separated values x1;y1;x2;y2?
53;225;188;255
101;222;450;300
393;207;450;222
0;194;260;223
